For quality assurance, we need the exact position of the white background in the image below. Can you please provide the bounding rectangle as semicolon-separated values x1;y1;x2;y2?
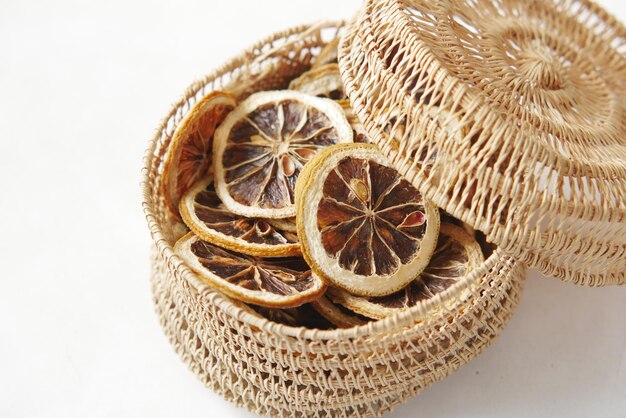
1;1;625;417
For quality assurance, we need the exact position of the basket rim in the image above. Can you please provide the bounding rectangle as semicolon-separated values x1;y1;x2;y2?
141;20;522;342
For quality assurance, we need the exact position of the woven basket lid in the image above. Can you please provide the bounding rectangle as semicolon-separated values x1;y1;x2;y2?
339;0;626;286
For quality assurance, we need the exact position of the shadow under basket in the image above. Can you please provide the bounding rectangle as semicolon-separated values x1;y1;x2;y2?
142;21;527;417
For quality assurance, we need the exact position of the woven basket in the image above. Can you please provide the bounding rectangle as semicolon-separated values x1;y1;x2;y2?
339;0;626;287
142;22;527;417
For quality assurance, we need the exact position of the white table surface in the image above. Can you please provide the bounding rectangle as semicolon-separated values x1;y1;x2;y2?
1;1;625;417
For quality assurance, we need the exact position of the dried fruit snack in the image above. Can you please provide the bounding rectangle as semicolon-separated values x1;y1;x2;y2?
175;233;325;308
180;175;300;257
213;90;353;219
312;36;339;68
253;304;333;329
296;143;440;297
328;222;484;319
161;91;236;216
339;101;373;144
265;217;298;234
310;295;368;328
289;64;347;100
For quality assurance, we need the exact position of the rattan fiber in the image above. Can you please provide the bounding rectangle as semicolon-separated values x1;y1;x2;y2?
143;22;526;417
339;0;626;286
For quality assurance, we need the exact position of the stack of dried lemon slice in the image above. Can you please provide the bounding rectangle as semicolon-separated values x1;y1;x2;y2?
162;49;487;329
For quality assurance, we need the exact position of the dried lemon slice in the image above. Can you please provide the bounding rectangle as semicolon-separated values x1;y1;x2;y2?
289;64;347;100
161;91;236;217
213;90;353;219
296;143;440;297
328;222;484;319
265;217;297;234
312;37;339;68
339;102;373;144
253;304;332;329
442;211;476;239
310;295;368;328
175;233;325;308
180;176;299;257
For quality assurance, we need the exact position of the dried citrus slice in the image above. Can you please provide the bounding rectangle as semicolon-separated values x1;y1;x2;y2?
179;176;300;257
175;233;325;308
312;37;339;68
296;143;440;297
327;222;484;319
310;295;368;328
161;91;236;216
339;101;373;144
213;90;353;219
441;211;476;239
351;121;373;144
252;304;333;329
288;64;347;100
265;217;297;234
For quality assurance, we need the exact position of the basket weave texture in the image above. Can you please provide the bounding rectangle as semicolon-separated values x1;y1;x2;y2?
339;0;626;287
142;22;526;417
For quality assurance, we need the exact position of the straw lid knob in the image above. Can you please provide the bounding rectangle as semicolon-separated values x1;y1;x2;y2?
518;43;564;90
